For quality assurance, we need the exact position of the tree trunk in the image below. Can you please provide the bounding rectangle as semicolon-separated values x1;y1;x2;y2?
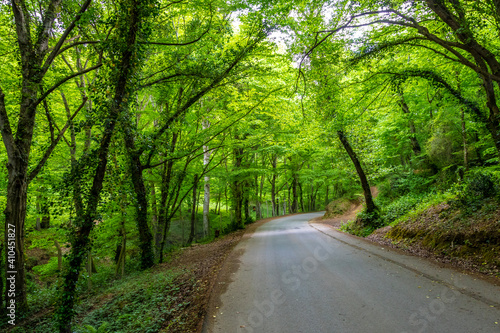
456;73;469;171
309;178;314;212
231;142;244;229
337;130;377;214
150;177;160;250
115;228;126;278
243;195;250;223
40;201;50;229
157;132;178;262
217;191;221;215
4;169;29;313
291;173;298;213
271;154;277;216
115;188;127;278
187;174;199;245
461;108;469;170
56;1;146;330
123;137;154;269
325;185;329;207
0;242;3;316
399;94;422;156
36;200;41;231
202;120;211;237
254;176;261;219
259;175;265;217
299;182;304;212
54;240;62;272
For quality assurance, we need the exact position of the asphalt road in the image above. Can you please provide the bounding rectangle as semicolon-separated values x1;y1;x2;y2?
203;212;500;333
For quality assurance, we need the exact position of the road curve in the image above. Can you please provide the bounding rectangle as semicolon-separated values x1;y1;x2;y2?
203;212;500;333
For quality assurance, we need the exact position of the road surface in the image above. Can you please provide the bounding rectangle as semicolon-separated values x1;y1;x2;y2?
203;212;500;333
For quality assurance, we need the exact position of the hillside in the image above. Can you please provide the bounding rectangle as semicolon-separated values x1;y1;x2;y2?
369;201;500;279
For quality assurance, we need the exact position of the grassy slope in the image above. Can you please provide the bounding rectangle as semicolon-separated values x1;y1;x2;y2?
8;229;245;333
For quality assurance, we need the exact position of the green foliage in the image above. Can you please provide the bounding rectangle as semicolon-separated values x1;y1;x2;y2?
74;269;188;333
379;193;429;226
377;172;434;203
32;257;61;279
390;70;484;122
340;208;382;237
356;208;382;229
81;322;111;333
340;218;376;238
27;283;59;314
329;171;361;201
389;191;458;226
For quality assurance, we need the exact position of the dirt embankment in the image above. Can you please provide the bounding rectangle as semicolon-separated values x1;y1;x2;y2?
316;186;379;229
367;202;500;280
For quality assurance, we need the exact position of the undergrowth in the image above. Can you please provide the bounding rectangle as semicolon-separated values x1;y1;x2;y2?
343;167;500;238
11;267;193;333
74;268;190;333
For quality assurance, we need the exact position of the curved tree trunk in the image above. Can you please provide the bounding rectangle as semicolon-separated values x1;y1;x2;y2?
337;130;377;214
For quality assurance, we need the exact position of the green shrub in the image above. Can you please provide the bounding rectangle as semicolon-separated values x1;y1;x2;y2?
75;269;187;333
81;322;110;333
340;209;382;237
380;193;427;225
453;170;500;212
340;219;376;237
32;256;61;279
464;171;497;199
377;172;435;205
27;283;58;314
391;173;434;196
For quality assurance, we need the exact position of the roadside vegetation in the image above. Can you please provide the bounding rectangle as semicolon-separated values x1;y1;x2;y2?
335;168;500;278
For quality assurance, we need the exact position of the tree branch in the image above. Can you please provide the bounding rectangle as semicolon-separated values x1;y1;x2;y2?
141;25;210;46
311;8;500;84
139;73;185;89
41;0;93;74
144;87;282;169
140;33;264;162
0;85;16;161
36;0;63;57
56;40;100;58
28;96;88;182
35;63;102;107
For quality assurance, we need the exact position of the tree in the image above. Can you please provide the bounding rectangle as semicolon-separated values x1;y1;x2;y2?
0;0;94;313
55;0;154;330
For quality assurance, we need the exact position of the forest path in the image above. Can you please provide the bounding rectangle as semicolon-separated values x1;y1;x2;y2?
203;212;500;333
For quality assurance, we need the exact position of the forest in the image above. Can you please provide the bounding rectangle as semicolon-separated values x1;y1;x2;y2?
1;0;500;332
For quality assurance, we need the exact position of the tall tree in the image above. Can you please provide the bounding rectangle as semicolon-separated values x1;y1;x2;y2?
0;0;94;313
202;118;211;237
55;0;154;330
